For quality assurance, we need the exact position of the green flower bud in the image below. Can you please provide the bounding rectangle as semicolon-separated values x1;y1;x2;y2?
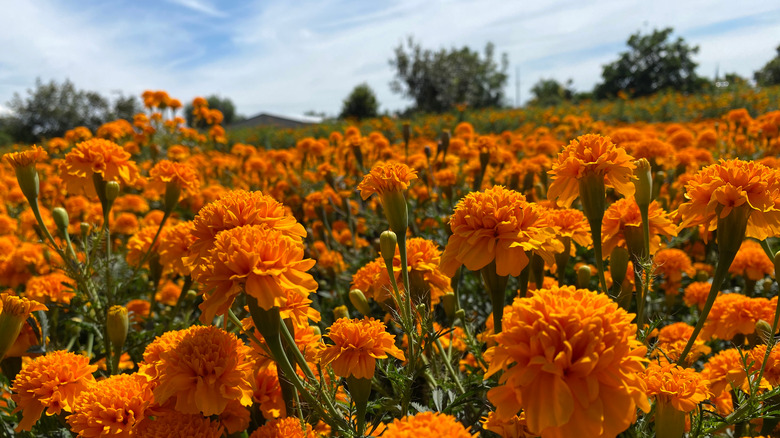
52;207;70;236
349;289;371;317
380;230;398;265
577;265;592;289
633;158;653;210
107;305;129;350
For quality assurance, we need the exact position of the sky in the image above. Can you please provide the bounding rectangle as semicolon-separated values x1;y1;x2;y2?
0;0;778;119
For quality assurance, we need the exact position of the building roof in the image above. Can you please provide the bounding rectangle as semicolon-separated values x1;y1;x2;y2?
229;112;322;129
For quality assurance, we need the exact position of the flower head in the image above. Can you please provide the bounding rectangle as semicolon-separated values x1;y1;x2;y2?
147;159;201;197
0;292;47;360
24;272;76;304
701;294;776;341
4;145;48;170
440;186;558;277
729;239;774;281
135;410;225;438
11;351;97;431
60;138;141;197
357;162;417;200
158;221;196;276
643;363;711;413
547;134;637;207
677;159;780;242
66;373;152;438
486;285;649;437
320;317;405;379
601;198;677;258
381;411;475;437
193;224;317;322
651;322;711;365
248;417;316;438
151;325;255;416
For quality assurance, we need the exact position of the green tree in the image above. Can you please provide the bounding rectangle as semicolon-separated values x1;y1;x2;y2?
528;78;575;107
4;78;141;143
754;45;780;86
389;37;509;113
594;28;704;99
339;83;379;120
185;95;238;127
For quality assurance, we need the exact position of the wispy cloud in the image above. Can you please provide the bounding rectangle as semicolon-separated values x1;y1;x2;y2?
0;0;778;117
166;0;227;18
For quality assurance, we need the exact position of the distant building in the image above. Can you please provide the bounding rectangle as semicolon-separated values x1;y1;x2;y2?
229;112;323;130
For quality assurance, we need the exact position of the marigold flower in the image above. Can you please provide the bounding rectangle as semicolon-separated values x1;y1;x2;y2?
135;410;225;438
357;161;417;200
11;351;97;431
4;145;49;170
24;272;75;304
252;363;285;419
350;259;391;303
643;363;711;412
601;198;677;258
147;159;201;197
381;411;475;437
186;190;305;270
545;207;592;251
651;322;710;365
486;285;649;437
0;292;47;360
158;221;196;276
151;325;255;416
701;294;776;341
194;224;317;322
320;317;405;379
67;373;152;438
248;417;317;438
138;329;189;383
653;248;695;293
440;186;557;278
547;134;636;208
126;225;167;266
677;158;780;242
729;239;774;281
683;281;715;309
701;348;746;396
482;411;535;438
60;138;141;197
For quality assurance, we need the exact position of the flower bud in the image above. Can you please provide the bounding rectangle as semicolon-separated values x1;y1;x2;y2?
105;181;121;203
756;319;773;345
454;309;465;323
14;166;40;205
310;325;321;337
380;230;398;265
577;265;592;289
610;247;630;289
80;222;91;236
164;180;182;214
441;293;457;320
381;191;408;237
633;158;652;210
349;289;371;317
52;207;70;236
402;123;411;145
107;305;129;349
439;131;450;158
333;305;350;320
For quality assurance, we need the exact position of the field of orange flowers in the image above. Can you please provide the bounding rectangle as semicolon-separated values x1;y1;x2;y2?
1;88;780;438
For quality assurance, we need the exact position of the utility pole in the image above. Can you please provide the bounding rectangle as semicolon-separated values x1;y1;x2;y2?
515;66;521;107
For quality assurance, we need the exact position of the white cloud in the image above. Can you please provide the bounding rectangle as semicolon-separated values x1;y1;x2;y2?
0;0;778;118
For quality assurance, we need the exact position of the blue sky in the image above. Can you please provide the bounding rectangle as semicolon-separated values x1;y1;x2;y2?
0;0;779;118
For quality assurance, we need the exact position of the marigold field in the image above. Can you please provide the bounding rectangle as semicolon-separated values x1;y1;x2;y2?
2;88;780;437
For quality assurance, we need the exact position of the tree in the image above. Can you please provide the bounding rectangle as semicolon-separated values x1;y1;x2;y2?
4;78;141;143
339;83;379;120
754;45;780;87
185;95;239;127
528;78;575;107
594;28;704;99
389;37;509;113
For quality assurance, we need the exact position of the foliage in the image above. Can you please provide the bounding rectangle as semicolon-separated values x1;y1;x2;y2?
528;78;575;107
2;78;141;143
754;45;780;87
389;36;509;113
185;94;238;127
595;27;705;99
339;83;379;120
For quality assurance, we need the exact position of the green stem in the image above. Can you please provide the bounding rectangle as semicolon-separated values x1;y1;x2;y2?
433;336;465;394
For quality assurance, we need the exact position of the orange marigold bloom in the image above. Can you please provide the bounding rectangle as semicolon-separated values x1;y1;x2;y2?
126;225;167;266
486;285;649;437
602;198;677;258
482;411;535;438
320;317;405;379
0;292;47;359
677;159;780;242
3;145;49;170
701;294;776;341
24;272;76;304
653;248;695;293
138;329;189;383
152;325;255;416
356;162;417;200
194;224;317;322
60;138;141;197
147;159;201;197
11;351;97;431
701;348;745;396
248;417;317;438
382;411;475;437
440;186;558;277
135;410;225;438
350;259;390;303
547;134;636;208
651;322;710;365
729;239;774;281
683;281;715;309
252;363;285;420
66;373;152;438
158;221;196;276
545;207;592;252
643;363;711;413
384;237;452;305
186;190;305;270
